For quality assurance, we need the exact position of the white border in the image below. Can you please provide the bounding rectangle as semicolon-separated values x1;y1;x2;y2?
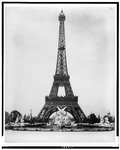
2;2;119;148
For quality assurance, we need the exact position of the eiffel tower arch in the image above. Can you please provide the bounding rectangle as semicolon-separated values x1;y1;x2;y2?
38;10;86;123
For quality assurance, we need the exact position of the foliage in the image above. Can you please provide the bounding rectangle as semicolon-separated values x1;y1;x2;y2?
87;113;100;124
82;113;100;124
23;115;39;123
104;115;115;123
5;111;10;124
9;110;22;122
23;114;31;123
82;112;115;124
5;110;115;125
82;117;88;123
108;116;115;123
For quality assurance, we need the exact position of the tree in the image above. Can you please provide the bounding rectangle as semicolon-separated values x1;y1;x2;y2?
23;114;33;123
5;111;10;124
31;116;37;124
82;117;88;123
104;115;115;123
88;113;98;124
9;110;22;122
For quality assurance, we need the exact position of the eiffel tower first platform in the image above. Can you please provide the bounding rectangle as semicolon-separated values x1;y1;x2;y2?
38;10;86;123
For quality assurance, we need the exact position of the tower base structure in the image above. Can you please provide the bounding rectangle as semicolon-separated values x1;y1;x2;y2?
37;96;86;123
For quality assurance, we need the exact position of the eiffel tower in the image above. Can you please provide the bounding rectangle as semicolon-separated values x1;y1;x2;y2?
38;10;86;123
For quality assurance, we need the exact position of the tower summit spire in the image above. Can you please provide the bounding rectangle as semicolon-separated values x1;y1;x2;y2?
59;9;65;21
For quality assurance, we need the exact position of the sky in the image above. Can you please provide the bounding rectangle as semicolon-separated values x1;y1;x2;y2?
5;4;116;117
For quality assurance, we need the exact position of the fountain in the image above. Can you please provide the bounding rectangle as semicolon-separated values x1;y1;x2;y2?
49;107;74;128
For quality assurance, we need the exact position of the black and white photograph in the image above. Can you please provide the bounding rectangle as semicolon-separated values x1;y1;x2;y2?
2;2;119;148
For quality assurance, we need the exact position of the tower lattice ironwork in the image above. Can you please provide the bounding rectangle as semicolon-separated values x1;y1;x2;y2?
38;10;86;122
